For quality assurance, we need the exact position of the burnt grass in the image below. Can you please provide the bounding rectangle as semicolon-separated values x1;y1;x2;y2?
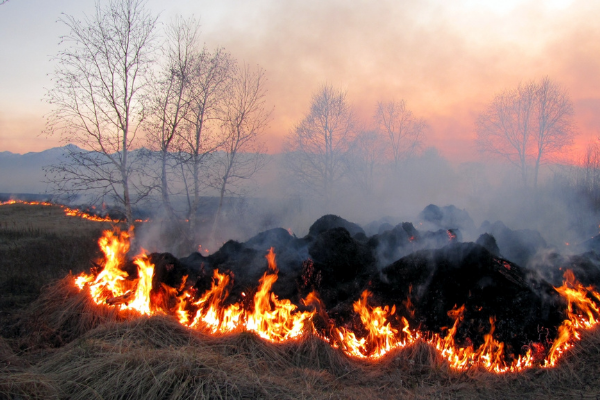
0;205;599;399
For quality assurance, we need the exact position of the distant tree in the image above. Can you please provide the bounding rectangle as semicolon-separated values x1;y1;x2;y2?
209;64;270;235
0;1;10;5
532;78;575;189
477;77;574;189
577;141;600;207
45;0;158;226
375;100;425;169
145;16;199;219
284;84;355;205
345;129;385;194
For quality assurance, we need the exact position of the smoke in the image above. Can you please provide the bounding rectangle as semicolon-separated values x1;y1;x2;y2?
186;0;600;159
127;140;600;279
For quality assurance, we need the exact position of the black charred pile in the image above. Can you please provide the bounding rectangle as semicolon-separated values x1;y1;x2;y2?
370;243;565;359
121;211;600;361
526;249;600;287
419;204;476;234
479;220;548;268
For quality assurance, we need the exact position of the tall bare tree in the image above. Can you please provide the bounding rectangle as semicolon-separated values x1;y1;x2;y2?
477;78;574;188
45;0;158;226
145;17;199;219
284;84;355;204
375;100;425;169
180;47;234;231
210;64;270;235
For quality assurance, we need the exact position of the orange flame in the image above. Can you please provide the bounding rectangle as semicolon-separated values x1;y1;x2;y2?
334;290;410;359
75;228;132;301
0;199;147;223
127;255;154;315
188;270;243;333
544;270;600;367
74;228;600;373
245;248;314;341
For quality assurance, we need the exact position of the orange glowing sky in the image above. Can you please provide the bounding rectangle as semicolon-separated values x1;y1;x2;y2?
1;0;599;163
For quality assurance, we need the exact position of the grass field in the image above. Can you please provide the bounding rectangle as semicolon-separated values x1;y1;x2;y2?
0;203;599;399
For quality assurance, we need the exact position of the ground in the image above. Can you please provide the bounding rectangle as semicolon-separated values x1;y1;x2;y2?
0;203;599;399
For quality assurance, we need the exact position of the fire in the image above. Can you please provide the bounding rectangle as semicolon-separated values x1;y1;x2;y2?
127;255;154;315
428;308;533;373
74;227;600;373
245;248;314;341
78;237;313;343
334;291;412;359
188;270;243;333
0;199;148;223
75;228;131;301
544;269;600;367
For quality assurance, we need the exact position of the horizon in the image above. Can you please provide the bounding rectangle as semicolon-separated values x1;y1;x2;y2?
1;0;600;164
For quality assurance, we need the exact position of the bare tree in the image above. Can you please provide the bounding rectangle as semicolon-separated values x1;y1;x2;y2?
477;78;574;188
375;100;425;169
45;0;158;226
210;64;270;235
345;129;385;194
284;84;355;204
573;141;600;207
145;16;199;219
180;47;234;231
532;77;574;189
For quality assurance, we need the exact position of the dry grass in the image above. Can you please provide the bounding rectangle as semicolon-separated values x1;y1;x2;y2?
3;274;599;399
0;204;599;399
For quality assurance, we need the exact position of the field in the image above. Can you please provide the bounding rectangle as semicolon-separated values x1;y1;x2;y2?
0;204;599;399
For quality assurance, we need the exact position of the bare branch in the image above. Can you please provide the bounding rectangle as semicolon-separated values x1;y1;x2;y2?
476;77;575;189
45;0;158;225
284;84;355;203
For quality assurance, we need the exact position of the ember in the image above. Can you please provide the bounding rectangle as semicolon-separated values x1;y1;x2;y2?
73;213;600;373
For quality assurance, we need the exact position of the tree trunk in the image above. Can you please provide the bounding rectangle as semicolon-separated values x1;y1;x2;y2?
189;152;200;236
161;150;175;219
211;177;227;239
123;167;134;228
533;150;542;191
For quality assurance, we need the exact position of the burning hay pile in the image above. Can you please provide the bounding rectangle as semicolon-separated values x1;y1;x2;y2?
3;206;600;399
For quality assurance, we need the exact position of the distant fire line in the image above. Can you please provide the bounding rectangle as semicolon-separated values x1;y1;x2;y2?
0;200;147;223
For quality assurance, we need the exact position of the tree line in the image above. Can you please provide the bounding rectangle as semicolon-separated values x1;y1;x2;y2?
44;0;578;232
45;1;269;237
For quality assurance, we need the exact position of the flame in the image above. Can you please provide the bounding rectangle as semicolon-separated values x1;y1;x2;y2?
428;309;533;373
75;228;132;302
127;255;154;315
0;199;147;223
334;290;410;359
74;227;600;373
245;248;314;341
188;270;243;333
544;269;600;367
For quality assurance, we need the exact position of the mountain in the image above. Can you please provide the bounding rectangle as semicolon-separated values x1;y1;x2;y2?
0;145;78;194
0;145;283;197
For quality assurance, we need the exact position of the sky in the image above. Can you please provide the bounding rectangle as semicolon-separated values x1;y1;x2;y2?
1;0;599;163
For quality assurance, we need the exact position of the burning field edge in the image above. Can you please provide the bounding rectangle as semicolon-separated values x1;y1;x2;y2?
2;202;600;399
2;274;600;399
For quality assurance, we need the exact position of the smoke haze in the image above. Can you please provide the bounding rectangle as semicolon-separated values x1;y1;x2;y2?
2;0;600;160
